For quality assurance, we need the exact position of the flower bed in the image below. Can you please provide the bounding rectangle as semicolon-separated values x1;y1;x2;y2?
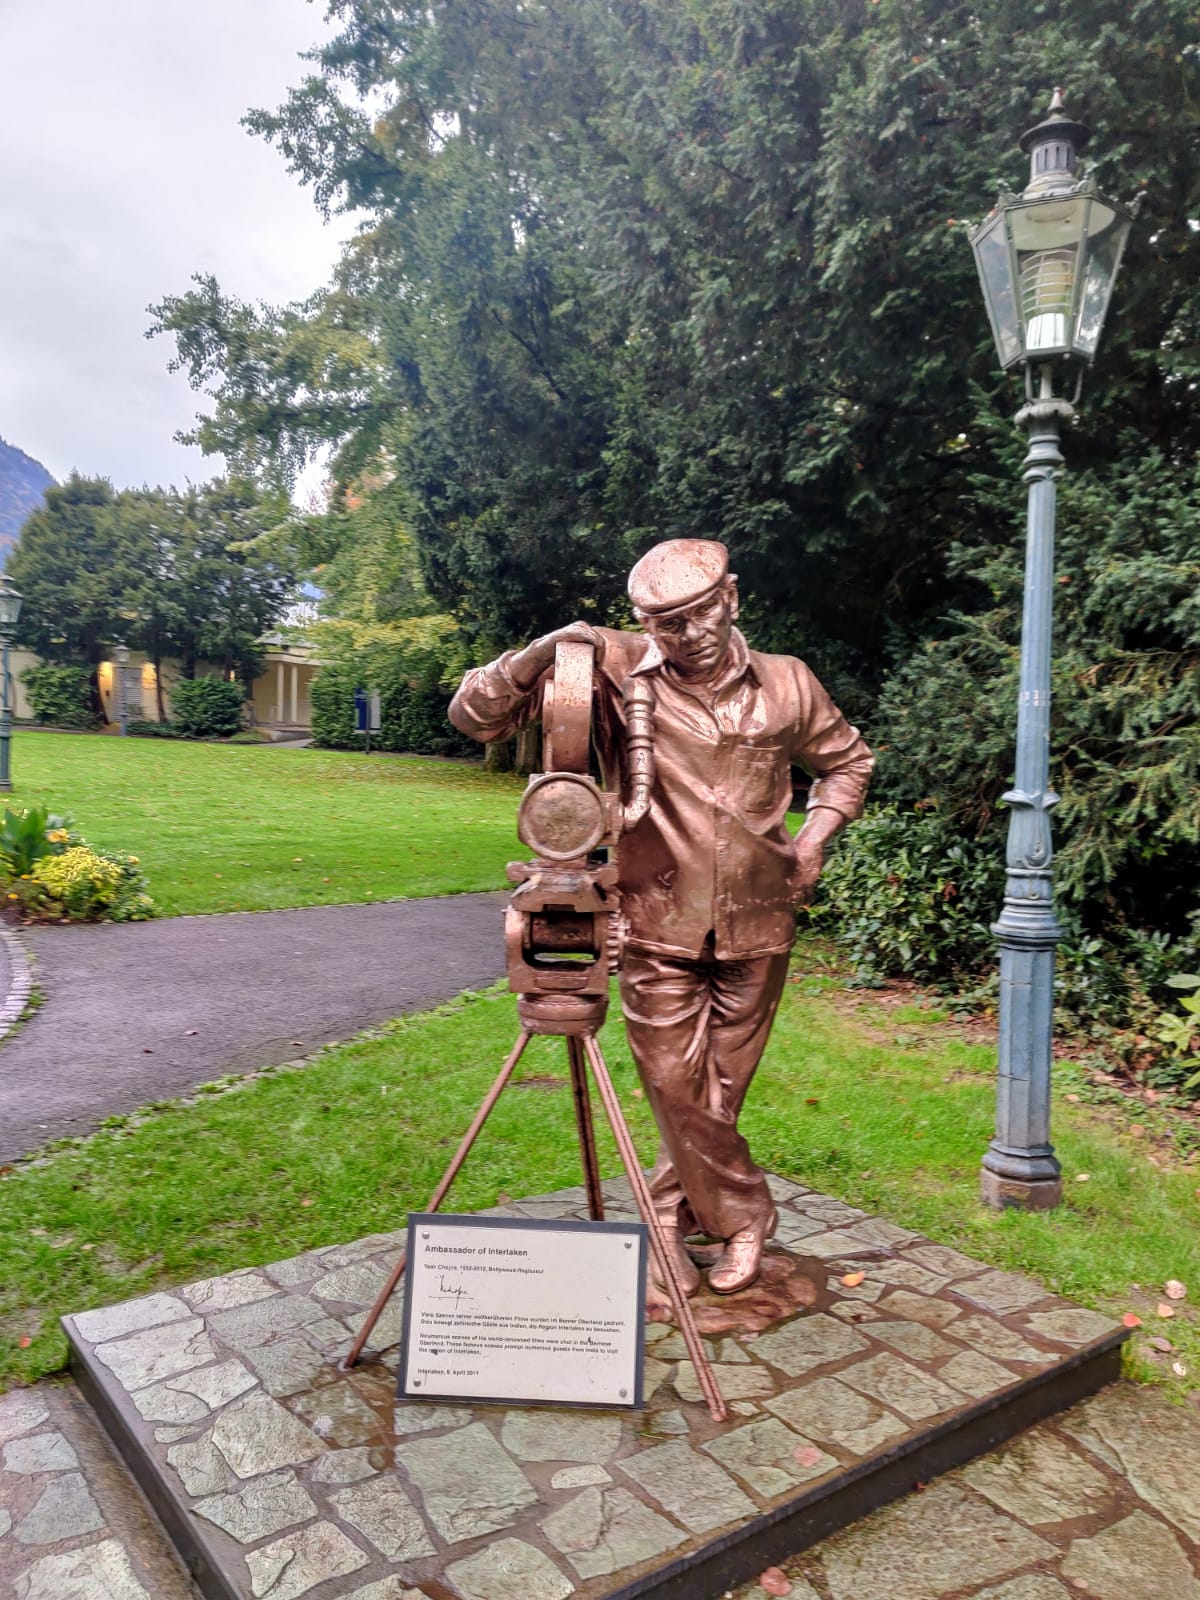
0;804;155;923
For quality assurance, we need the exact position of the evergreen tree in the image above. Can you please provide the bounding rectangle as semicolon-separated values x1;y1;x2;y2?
7;477;294;698
9;476;149;680
148;0;1200;958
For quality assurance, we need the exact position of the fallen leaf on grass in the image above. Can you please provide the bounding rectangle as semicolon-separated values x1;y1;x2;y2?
759;1568;792;1597
299;1198;314;1208
18;1336;31;1348
1122;1313;1142;1328
1151;1337;1174;1353
1130;1123;1145;1137
1157;1303;1176;1320
841;1271;866;1288
1065;1092;1080;1102
1075;1173;1090;1183
1172;1361;1188;1377
1165;1279;1187;1301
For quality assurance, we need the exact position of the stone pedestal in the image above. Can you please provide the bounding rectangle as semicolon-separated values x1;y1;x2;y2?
63;1176;1126;1600
980;1168;1065;1212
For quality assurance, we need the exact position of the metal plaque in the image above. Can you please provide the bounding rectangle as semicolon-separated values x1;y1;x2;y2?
398;1213;647;1409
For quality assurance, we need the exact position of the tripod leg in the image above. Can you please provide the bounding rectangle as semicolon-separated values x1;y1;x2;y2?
566;1034;605;1221
341;1030;533;1371
580;1034;727;1423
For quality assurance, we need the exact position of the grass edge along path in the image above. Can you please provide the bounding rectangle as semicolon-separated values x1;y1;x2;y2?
1;974;1197;1395
9;730;523;916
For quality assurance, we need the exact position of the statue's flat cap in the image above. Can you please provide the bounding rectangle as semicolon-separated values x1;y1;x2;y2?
628;539;729;616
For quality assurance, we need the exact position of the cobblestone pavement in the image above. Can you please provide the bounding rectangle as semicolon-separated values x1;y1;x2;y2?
1;1177;1195;1599
0;893;508;1162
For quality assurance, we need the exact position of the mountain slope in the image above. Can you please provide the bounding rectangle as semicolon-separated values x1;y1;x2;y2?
0;437;55;550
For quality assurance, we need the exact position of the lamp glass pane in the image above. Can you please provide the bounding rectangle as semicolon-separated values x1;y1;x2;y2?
1019;245;1078;353
1074;202;1131;358
1009;194;1087;357
0;590;21;630
972;213;1022;367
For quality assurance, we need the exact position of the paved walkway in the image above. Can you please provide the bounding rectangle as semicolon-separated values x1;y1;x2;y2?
0;894;507;1163
3;1369;1194;1600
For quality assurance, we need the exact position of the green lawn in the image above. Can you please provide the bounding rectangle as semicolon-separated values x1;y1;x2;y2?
2;973;1196;1393
9;730;523;915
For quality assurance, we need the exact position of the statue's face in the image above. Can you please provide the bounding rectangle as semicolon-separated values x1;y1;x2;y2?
644;579;738;680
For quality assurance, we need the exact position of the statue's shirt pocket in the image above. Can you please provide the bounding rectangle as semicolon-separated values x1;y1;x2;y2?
731;744;787;819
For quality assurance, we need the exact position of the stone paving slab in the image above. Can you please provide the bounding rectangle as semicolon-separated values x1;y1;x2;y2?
30;1176;1135;1600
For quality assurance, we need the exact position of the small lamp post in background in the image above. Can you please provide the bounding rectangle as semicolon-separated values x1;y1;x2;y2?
0;575;23;793
114;642;130;738
969;92;1136;1210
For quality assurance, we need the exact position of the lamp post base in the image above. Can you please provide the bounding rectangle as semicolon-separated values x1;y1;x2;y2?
981;1167;1063;1212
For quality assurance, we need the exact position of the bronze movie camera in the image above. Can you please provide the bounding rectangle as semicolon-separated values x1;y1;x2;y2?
505;640;654;1037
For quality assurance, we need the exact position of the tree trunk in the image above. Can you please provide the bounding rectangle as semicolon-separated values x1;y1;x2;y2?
89;666;105;726
154;655;167;722
483;737;515;773
515;722;541;776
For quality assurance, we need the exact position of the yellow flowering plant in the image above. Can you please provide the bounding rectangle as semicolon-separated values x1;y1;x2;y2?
25;846;155;923
0;804;155;923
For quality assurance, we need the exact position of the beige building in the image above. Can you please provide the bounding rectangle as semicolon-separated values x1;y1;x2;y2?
9;641;321;739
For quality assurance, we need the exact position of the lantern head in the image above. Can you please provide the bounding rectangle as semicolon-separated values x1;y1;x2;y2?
0;575;23;636
970;90;1135;370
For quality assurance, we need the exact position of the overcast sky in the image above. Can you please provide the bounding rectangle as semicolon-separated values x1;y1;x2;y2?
0;0;349;491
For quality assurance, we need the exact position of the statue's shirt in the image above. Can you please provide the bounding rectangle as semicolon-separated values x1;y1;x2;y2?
450;628;874;960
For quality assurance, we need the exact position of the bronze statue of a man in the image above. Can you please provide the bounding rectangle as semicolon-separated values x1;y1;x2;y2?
450;540;874;1294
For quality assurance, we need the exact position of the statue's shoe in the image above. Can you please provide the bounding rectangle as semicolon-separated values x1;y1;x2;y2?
707;1207;778;1295
650;1217;702;1297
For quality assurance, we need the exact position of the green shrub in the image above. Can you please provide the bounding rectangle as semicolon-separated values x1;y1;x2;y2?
20;664;95;729
27;845;155;922
127;718;181;739
380;679;471;758
809;805;1003;986
310;661;358;749
311;659;473;758
811;804;1200;1045
1147;975;1200;1097
170;677;245;739
0;803;75;877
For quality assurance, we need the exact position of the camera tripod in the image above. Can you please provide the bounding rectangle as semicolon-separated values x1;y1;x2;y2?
340;1005;728;1421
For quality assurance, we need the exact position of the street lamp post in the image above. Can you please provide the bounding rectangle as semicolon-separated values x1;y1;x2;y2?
114;642;130;738
969;93;1136;1210
0;575;23;793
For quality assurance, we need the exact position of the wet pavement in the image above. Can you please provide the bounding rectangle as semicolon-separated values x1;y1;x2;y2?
0;894;507;1162
4;1177;1192;1600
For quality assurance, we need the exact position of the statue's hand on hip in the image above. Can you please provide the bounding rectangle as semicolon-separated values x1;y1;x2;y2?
790;839;825;906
